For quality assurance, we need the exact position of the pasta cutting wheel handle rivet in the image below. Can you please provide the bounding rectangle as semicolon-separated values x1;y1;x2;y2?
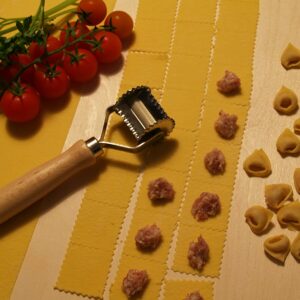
0;86;175;224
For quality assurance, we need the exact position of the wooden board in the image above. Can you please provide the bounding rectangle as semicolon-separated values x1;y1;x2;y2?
1;0;300;299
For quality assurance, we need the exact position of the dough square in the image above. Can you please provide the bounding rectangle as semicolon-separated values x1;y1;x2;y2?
191;139;240;187
172;224;226;277
110;254;166;300
135;167;186;217
121;52;168;89
177;0;216;23
70;200;126;250
180;178;233;232
199;101;249;146
131;18;174;53
163;280;214;300
173;21;214;56
166;54;209;91
122;209;177;264
137;0;178;21
56;243;111;298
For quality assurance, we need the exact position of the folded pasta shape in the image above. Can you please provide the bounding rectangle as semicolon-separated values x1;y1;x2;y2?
264;234;290;263
243;149;272;177
277;201;300;230
273;86;298;115
291;233;300;261
244;205;273;234
294;168;300;194
281;43;300;70
293;118;300;135
264;184;293;211
276;128;300;156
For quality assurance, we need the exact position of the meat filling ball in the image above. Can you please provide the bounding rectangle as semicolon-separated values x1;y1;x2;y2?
187;236;209;271
217;70;241;94
214;110;238;139
148;177;175;202
135;224;162;251
184;291;204;300
191;192;221;221
122;269;149;298
204;148;226;175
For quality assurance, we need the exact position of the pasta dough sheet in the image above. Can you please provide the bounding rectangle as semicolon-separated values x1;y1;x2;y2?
173;224;227;277
110;0;218;299
56;0;172;297
172;0;259;278
163;280;214;300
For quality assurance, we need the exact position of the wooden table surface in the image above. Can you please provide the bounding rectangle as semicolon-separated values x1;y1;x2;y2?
1;0;300;299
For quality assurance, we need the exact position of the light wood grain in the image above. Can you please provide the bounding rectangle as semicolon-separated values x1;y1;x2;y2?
215;1;300;299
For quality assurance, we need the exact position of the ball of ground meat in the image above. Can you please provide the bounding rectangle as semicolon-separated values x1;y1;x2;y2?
214;110;238;139
184;291;204;300
122;269;149;298
135;224;162;251
147;177;175;202
191;192;221;221
217;70;241;94
204;148;226;175
188;236;209;271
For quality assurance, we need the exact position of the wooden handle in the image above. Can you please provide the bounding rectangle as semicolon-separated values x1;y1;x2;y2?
0;140;100;224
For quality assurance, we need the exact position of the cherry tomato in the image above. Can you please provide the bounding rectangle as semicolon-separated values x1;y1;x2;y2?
63;48;98;83
29;36;64;65
34;65;70;100
78;0;107;26
104;11;133;40
7;54;35;84
0;83;40;122
60;21;91;50
93;31;122;63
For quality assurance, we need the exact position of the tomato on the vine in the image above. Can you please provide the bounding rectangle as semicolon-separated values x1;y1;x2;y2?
29;36;64;64
78;0;107;26
104;11;133;40
63;48;98;83
60;21;91;50
93;31;122;63
7;54;35;84
34;65;70;100
0;83;40;122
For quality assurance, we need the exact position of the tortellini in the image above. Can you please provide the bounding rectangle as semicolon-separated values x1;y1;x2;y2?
264;234;290;263
276;128;300;156
293;168;300;194
273;86;298;115
243;149;272;178
244;205;273;234
281;43;300;70
264;184;293;211
293;118;300;135
291;233;300;261
277;201;300;231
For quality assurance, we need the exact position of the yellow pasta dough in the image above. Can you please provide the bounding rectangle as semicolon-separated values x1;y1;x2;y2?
244;205;273;234
273;86;298;115
291;233;300;261
243;149;272;177
276;128;300;156
293;168;300;194
277;201;300;231
281;43;300;70
264;184;293;211
294;118;300;135
264;234;290;263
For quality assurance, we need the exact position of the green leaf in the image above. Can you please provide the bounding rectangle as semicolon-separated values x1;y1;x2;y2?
23;16;32;31
16;21;24;33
